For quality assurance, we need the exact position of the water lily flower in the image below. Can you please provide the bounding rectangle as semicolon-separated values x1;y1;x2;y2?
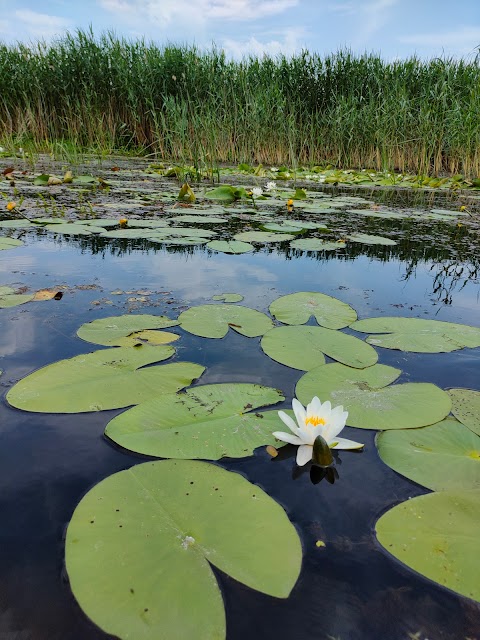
252;187;263;197
6;201;16;211
265;181;277;192
119;218;128;227
273;397;364;466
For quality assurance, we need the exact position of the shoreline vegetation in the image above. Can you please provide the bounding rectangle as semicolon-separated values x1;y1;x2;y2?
0;30;479;177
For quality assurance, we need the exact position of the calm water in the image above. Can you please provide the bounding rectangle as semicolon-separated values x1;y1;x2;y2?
0;216;479;640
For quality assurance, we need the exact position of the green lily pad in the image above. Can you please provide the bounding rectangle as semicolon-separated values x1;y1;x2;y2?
376;490;480;603
212;293;244;303
179;304;273;338
0;285;34;307
66;459;302;640
0;237;23;250
290;239;345;251
234;231;295;243
430;208;469;217
296;363;451;430
346;233;397;246
377;419;480;490
0;219;34;229
45;223;94;236
163;237;210;246
120;220;170;228
269;292;357;329
77;314;179;346
285;220;329;230
351;317;480;353
99;229;162;239
260;223;305;234
261;326;378;371
206;240;254;254
6;346;204;413
31;217;66;224
170;215;227;223
164;227;217;238
105;383;285;459
449;389;480;436
79;218;119;228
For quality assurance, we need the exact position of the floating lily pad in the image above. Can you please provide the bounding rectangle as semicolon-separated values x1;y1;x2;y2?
163;237;210;246
430;208;469;217
0;237;23;250
0;285;34;307
212;293;244;303
0;219;34;229
290;239;345;251
79;218;119;228
377;419;480;490
233;231;295;243
287;220;329;230
170;215;227;223
261;326;378;370
260;223;305;234
376;490;480;603
351;317;480;353
346;233;397;246
179;304;273;338
269;292;357;329
66;459;302;640
206;240;254;254
296;363;451;430
45;223;94;236
164;227;217;238
6;346;204;413
77;314;179;346
449;389;480;436
99;229;161;239
119;219;170;228
106;383;285;459
32;217;65;224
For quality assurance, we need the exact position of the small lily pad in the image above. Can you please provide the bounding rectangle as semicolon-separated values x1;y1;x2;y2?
269;292;357;329
449;389;480;436
66;460;302;640
290;239;345;251
233;231;295;243
179;304;273;338
45;223;94;236
212;293;244;303
376;490;480;603
346;233;397;246
206;240;254;254
261;325;378;370
296;363;451;430
377;419;480;490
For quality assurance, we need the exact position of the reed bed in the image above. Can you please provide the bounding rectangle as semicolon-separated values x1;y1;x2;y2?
0;30;479;176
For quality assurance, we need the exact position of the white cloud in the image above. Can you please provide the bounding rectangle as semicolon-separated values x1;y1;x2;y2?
12;10;72;41
326;0;399;44
222;27;306;58
99;0;298;25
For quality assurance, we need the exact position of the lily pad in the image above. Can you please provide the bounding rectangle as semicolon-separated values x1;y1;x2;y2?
79;218;119;228
234;231;295;243
45;224;94;236
0;286;34;307
290;239;345;251
260;223;305;234
77;314;179;346
163;237;210;246
269;292;357;329
206;240;254;254
377;419;480;490
296;363;451;430
261;326;378;370
376;490;480;603
0;219;34;229
351;317;480;353
179;304;273;338
449;389;480;436
99;229;161;239
212;293;244;303
170;215;227;223
346;233;397;246
105;383;285;459
0;237;23;250
66;459;302;640
6;346;204;413
164;227;217;238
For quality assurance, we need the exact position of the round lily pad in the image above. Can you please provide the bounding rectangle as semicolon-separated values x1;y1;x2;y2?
45;223;94;236
179;304;273;338
260;223;305;234
77;314;179;346
376;490;480;603
351;317;480;353
449;389;480;436
0;237;23;250
66;460;302;639
6;346;204;413
0;286;34;308
290;239;345;251
377;419;480;490
269;292;357;329
162;237;210;245
296;363;451;430
0;219;34;229
346;233;397;246
233;231;295;243
212;293;244;303
261;326;378;370
105;383;286;459
206;240;254;254
170;215;227;223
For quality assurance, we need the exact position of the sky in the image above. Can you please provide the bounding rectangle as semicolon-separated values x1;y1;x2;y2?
0;0;479;60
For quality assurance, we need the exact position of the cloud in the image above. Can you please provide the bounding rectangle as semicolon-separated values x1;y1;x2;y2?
222;27;306;58
398;26;480;55
99;0;298;25
326;0;399;44
11;10;72;41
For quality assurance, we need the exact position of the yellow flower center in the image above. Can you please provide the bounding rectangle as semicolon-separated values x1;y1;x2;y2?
305;415;326;427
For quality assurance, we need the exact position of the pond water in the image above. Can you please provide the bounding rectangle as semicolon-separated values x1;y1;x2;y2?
0;170;479;640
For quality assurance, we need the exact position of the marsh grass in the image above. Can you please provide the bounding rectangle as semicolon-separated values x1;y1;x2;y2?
0;30;479;176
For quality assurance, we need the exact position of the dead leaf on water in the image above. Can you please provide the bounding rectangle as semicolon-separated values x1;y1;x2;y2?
33;289;63;301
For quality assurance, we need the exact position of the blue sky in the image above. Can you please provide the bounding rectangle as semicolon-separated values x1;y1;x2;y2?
0;0;479;59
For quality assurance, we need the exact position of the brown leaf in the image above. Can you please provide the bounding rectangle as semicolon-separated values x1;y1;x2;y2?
2;166;14;176
33;288;63;301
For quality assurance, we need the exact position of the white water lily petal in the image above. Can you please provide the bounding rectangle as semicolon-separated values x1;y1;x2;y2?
331;437;364;450
277;410;302;436
296;444;313;466
292;398;306;427
323;413;348;442
272;431;304;446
